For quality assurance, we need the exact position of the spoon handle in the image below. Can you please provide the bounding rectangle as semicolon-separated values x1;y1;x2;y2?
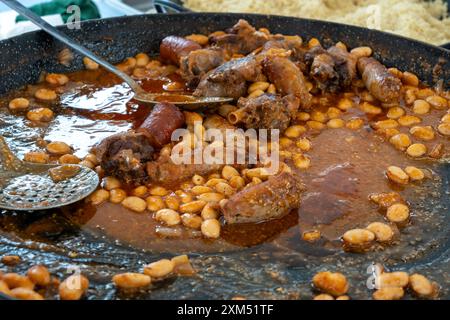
1;0;142;93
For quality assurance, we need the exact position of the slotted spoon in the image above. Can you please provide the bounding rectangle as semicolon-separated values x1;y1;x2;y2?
0;136;99;211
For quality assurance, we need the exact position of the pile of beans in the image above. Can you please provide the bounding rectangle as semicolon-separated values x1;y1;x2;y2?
0;255;89;300
311;267;438;300
89;163;282;239
83;53;178;80
112;255;194;290
371;266;438;300
22;139;101;172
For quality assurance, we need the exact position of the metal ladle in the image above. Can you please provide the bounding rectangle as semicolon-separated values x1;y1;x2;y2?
0;136;99;211
2;0;233;108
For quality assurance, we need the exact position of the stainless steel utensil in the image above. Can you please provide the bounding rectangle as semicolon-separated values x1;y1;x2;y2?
1;0;232;108
0;136;99;211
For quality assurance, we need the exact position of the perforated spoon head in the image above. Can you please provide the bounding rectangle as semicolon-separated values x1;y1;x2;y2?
0;165;99;211
0;136;99;211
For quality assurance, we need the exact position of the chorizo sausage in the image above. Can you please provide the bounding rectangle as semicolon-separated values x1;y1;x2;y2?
357;57;401;103
137;102;185;148
160;36;202;66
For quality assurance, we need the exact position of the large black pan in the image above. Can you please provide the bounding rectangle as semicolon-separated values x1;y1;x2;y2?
0;13;449;300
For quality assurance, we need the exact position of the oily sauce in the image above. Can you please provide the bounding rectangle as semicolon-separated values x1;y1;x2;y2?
0;67;448;254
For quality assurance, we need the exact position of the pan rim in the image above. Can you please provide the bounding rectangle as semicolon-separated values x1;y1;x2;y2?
0;12;449;54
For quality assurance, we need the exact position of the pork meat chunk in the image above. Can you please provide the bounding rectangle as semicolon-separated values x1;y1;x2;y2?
193;55;265;99
222;172;305;223
93;132;154;184
210;19;269;56
229;94;300;131
306;45;357;92
263;55;312;108
180;48;225;87
146;151;223;187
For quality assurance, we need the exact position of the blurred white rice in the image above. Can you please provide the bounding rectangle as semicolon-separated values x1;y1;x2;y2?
182;0;450;45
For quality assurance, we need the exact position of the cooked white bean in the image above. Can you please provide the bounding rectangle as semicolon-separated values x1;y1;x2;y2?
196;192;225;203
45;73;69;86
103;176;121;190
26;107;54;122
149;186;169;196
366;222;394;243
46;141;71;155
406;143;427;157
201;204;219;220
398;115;421;127
201;219;221;238
10;287;43;300
312;271;349;297
8;98;29;111
215;182;235;197
373;287;404;300
2;273;34;290
112;273;151;289
109;188;127;204
404;166;425;181
409;274;436;298
426;95;448;109
89;189;110;206
35;88;57;101
155;209;181;226
386;203;410;225
59;154;80;164
342;229;375;250
181;213;203;229
412;100;430;114
83;57;99;70
192;174;206;185
27;265;51;286
389;133;411;151
386;166;409;185
59;274;89;300
121;196;147;213
410;126;435;141
144;259;175;278
313;294;334;300
437;123;450;136
180;200;207;213
24;151;49;164
132;186;148;198
378;272;409;288
386;106;405;119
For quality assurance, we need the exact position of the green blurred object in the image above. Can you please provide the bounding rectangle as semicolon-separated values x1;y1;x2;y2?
15;0;100;23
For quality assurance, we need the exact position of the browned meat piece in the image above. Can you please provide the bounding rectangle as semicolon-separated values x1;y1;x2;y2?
357;57;402;103
228;94;300;131
306;45;357;92
210;19;269;56
137;102;185;149
222;172;305;223
263;55;312;108
310;52;338;90
193;55;265;99
263;35;307;63
146;151;222;186
93;132;154;184
179;48;225;87
160;36;202;66
327;46;357;87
